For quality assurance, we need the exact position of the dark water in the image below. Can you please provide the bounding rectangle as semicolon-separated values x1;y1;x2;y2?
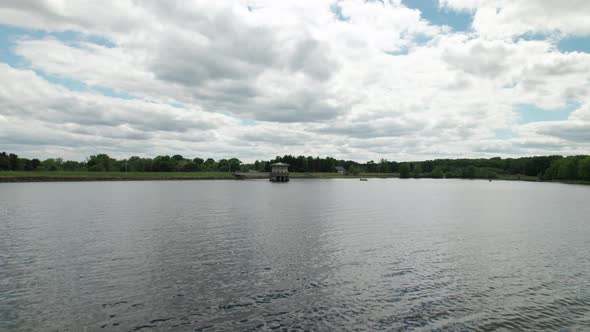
1;179;590;331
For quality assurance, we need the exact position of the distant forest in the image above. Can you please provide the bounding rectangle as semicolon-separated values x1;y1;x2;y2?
1;152;590;182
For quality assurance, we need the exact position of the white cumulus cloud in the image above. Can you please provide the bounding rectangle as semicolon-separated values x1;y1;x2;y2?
0;0;589;161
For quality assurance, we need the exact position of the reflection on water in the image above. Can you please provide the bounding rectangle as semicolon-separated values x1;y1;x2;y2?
1;179;590;330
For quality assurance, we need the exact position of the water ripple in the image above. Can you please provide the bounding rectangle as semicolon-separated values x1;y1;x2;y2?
1;180;590;330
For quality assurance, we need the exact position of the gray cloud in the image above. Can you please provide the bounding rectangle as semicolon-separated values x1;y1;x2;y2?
0;65;221;133
442;40;513;78
442;0;590;37
533;122;590;142
0;1;589;161
237;132;307;146
285;37;339;81
0;64;227;157
317;117;427;138
149;29;275;87
9;1;347;124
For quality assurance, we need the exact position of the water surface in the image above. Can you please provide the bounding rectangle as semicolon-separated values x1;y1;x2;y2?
1;179;589;331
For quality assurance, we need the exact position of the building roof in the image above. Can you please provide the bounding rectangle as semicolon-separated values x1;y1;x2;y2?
335;166;346;171
271;162;290;167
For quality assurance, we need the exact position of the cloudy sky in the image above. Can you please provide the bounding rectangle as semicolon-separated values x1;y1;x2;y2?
1;0;589;162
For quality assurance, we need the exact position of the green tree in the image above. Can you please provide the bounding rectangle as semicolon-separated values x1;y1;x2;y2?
174;160;189;171
62;160;82;171
461;166;477;178
412;163;422;177
577;156;590;180
23;158;33;171
217;159;229;172
257;161;268;172
41;158;63;171
486;169;498;179
127;156;144;172
31;158;41;170
8;153;18;170
557;158;577;179
541;160;559;180
203;158;217;171
14;157;26;171
378;159;391;173
431;166;444;178
228;158;241;172
152;155;173;172
348;164;361;175
184;160;199;171
399;163;410;178
193;158;204;170
87;154;115;172
0;152;9;170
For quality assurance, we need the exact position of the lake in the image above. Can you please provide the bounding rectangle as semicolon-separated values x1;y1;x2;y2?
1;179;589;331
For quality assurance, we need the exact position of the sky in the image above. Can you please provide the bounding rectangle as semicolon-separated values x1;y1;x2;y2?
0;0;590;162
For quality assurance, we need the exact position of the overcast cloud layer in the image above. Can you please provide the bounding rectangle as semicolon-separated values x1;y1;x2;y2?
0;0;589;161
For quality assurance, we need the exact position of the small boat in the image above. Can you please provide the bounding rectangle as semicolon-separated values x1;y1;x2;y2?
359;178;368;181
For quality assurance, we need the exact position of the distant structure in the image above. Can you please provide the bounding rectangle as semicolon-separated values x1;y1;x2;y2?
270;162;290;182
335;166;346;175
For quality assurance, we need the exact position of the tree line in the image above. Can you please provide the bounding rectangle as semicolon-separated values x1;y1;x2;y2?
1;152;590;181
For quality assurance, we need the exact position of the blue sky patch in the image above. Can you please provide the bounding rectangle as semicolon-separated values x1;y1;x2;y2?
0;25;28;65
0;24;135;100
409;32;433;46
169;103;187;109
515;32;590;53
558;36;590;53
0;24;114;49
34;69;137;100
515;32;553;42
384;49;408;56
93;87;136;100
515;101;580;124
330;2;349;22
0;23;113;91
384;33;431;56
240;119;258;126
495;129;518;139
402;0;472;32
34;70;88;92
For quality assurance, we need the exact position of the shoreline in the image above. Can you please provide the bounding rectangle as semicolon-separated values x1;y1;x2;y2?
0;176;238;182
1;172;588;185
0;174;397;183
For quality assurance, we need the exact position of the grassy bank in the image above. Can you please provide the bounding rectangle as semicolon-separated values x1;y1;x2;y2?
0;171;236;182
1;171;588;185
0;171;399;182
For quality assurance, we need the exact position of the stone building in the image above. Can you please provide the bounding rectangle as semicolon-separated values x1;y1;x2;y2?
270;162;289;182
